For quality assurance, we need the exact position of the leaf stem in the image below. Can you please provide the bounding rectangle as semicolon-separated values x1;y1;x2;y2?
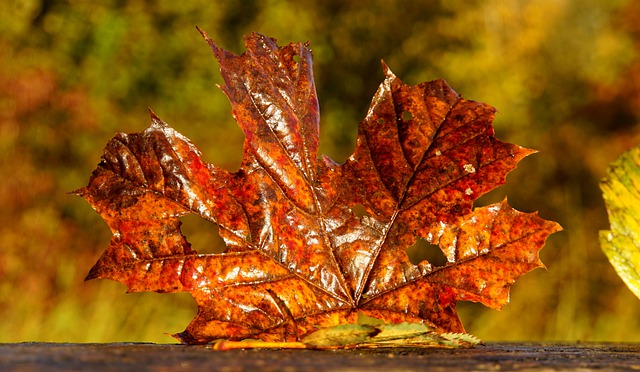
212;340;308;350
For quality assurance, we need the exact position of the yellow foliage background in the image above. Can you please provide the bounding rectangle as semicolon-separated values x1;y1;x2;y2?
2;0;640;342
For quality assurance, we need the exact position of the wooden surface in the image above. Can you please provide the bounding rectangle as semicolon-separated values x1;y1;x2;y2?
1;342;639;371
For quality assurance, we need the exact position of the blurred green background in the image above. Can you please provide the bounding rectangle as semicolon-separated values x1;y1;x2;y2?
2;0;640;343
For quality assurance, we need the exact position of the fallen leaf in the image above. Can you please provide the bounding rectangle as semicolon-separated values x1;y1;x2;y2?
212;322;479;350
75;29;561;345
301;323;380;348
600;146;640;300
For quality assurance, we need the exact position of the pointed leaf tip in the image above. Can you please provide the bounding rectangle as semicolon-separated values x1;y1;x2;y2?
380;60;396;79
198;27;224;59
147;109;166;128
147;108;158;119
196;26;213;44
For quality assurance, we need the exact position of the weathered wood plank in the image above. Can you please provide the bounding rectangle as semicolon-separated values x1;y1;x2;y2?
1;343;639;371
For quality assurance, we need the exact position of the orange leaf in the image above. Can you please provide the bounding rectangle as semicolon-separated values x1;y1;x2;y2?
76;30;561;344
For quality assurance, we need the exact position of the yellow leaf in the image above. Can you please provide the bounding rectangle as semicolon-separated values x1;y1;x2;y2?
600;146;640;300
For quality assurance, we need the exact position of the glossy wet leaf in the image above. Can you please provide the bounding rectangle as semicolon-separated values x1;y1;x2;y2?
600;146;640;300
76;30;562;345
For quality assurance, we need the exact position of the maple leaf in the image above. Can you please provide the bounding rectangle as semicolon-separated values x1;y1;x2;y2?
75;29;561;345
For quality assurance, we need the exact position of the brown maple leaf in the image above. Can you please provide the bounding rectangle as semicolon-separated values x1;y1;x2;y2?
75;29;561;345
